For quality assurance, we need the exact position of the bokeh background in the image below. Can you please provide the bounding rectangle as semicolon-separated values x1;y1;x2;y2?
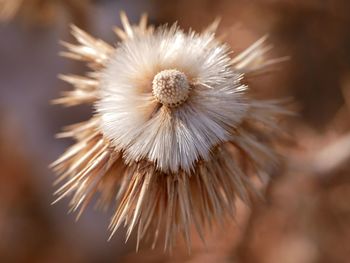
0;0;350;262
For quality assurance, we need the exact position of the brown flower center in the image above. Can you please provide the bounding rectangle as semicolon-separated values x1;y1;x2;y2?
152;69;190;107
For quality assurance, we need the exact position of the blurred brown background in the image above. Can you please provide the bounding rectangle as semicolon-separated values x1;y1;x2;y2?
0;0;350;262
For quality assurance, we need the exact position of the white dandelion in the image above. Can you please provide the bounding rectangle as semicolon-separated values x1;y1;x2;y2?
51;12;288;251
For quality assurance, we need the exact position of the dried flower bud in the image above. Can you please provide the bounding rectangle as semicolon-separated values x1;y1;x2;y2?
51;12;288;251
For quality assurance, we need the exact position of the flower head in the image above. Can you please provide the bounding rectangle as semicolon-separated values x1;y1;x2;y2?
52;12;287;251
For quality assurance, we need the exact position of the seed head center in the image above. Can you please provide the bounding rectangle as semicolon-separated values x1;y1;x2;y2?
152;69;190;107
